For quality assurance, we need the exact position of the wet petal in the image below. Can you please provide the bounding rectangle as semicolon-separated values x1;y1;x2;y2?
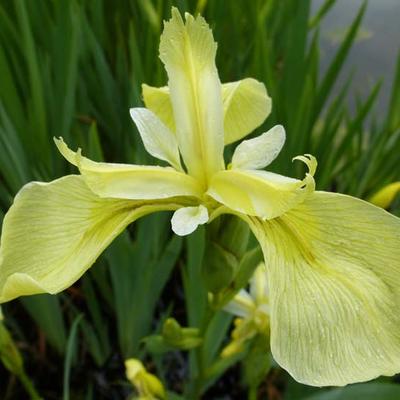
55;138;202;200
0;176;177;303
171;205;208;236
231;125;285;170
130;107;182;171
250;191;400;386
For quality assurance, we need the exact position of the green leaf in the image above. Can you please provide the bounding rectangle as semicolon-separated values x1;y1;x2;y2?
20;294;67;355
303;383;400;400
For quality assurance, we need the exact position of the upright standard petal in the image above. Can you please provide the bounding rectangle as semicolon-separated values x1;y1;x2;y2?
130;107;182;171
231;125;285;170
55;138;202;200
249;191;400;386
223;78;272;145
0;176;179;303
159;8;224;185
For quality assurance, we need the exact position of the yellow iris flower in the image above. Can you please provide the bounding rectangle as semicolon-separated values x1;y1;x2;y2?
125;358;165;400
1;8;400;387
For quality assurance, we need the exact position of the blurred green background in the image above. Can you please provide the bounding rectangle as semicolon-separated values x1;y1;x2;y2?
0;0;400;398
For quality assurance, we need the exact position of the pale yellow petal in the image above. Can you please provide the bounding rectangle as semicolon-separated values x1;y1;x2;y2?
55;138;202;200
208;169;309;220
0;176;178;303
231;125;285;170
159;8;224;184
368;182;400;209
249;191;400;386
129;107;182;171
223;78;272;145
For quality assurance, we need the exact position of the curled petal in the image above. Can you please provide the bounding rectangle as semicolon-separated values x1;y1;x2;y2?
55;138;202;200
249;191;400;386
171;205;209;236
0;176;178;303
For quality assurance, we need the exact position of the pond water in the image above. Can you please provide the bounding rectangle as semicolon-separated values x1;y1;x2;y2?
313;0;400;114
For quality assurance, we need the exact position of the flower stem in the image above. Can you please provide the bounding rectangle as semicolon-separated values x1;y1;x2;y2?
17;371;42;400
190;307;214;399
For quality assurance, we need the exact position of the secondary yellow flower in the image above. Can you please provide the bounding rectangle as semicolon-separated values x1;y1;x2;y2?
125;358;165;400
1;7;400;387
369;182;400;209
221;263;270;357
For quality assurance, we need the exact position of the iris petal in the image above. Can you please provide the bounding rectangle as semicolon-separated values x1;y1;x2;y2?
171;205;208;236
130;107;182;171
249;191;400;386
0;176;178;302
159;8;225;183
231;125;285;170
55;138;202;200
208;169;309;219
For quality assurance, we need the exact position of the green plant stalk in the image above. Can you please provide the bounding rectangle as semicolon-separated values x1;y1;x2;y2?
17;371;42;400
190;306;215;399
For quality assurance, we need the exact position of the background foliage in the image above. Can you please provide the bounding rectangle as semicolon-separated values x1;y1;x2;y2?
0;0;399;398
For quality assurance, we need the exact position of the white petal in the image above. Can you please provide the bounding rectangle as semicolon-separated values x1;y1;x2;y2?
171;205;208;236
223;289;255;318
231;125;285;170
129;107;182;170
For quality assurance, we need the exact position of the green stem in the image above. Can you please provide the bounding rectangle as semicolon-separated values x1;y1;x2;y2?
191;307;214;399
248;385;257;400
17;370;42;400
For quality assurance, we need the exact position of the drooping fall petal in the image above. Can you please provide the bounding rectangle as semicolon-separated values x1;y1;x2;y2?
249;191;400;386
159;8;225;184
0;176;178;303
55;138;202;200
